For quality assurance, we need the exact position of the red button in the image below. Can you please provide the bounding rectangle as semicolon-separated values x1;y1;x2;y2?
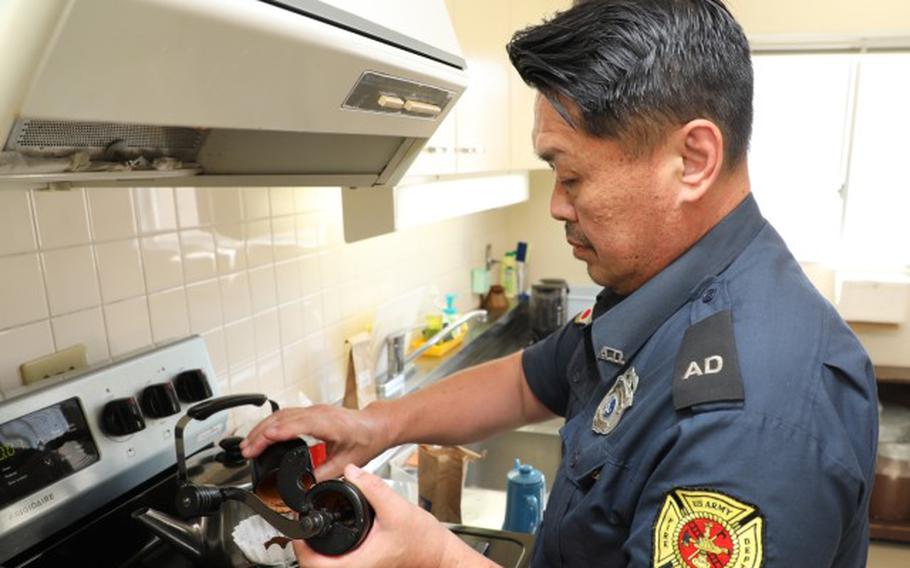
307;440;327;468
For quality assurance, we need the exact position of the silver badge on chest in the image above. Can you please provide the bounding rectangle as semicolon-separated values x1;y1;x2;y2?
592;367;639;435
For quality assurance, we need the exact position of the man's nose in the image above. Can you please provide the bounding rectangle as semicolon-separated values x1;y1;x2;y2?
550;182;576;222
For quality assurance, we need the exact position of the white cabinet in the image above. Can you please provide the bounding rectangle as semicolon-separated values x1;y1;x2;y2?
406;0;570;179
448;0;511;174
407;0;512;177
508;0;569;171
406;111;457;177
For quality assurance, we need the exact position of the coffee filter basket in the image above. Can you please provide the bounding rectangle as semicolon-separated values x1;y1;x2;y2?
232;515;297;566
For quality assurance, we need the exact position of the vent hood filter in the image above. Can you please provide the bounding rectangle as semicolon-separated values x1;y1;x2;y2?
6;119;207;162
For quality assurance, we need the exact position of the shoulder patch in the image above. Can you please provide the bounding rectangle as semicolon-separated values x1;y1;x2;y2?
653;487;764;568
573;305;594;326
673;310;744;410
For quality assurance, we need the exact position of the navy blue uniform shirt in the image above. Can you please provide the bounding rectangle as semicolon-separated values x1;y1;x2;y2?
522;195;878;567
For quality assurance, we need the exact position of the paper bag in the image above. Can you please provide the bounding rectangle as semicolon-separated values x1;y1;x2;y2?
418;445;483;523
342;332;376;410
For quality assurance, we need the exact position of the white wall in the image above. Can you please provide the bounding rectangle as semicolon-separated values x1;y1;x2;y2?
0;186;511;404
729;0;910;36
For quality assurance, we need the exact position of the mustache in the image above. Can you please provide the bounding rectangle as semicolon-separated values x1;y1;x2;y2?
564;223;592;247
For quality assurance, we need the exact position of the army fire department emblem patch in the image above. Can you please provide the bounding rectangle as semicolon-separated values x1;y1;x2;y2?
653;488;763;568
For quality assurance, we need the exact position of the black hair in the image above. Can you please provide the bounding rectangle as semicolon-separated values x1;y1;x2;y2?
507;0;753;168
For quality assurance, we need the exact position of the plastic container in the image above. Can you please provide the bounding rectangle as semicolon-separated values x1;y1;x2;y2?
410;324;467;357
388;447;419;504
501;252;518;298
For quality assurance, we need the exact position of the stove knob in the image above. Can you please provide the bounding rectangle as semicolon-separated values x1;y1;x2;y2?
102;397;146;436
174;369;213;403
140;382;181;418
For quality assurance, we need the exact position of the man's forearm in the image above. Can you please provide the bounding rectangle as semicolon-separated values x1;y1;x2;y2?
366;351;553;448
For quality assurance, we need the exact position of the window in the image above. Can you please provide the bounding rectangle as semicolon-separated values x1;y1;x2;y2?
749;50;910;270
842;52;910;269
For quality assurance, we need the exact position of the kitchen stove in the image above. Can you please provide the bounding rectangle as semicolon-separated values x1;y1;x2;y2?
0;336;225;567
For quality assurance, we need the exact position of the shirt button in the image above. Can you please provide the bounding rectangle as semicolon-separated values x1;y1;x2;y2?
571;371;581;383
571;451;579;468
702;287;717;303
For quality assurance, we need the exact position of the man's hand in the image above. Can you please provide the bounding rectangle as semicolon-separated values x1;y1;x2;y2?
240;404;391;480
293;464;498;568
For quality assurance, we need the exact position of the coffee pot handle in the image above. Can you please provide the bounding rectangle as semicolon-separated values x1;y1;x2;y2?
175;393;279;483
186;393;278;421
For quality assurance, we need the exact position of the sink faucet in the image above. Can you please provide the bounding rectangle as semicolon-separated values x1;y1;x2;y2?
378;309;488;399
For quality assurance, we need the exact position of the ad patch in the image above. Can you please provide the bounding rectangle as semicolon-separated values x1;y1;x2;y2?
672;310;744;410
653;488;763;568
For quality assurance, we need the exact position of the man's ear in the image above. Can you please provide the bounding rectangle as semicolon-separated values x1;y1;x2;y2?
675;119;724;204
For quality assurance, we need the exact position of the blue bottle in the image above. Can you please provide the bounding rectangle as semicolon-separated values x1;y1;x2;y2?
502;459;546;533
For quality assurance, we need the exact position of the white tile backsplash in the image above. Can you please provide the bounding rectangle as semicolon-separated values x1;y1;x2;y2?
214;224;247;274
253;309;281;357
104;297;152;357
269;187;296;217
34;189;91;249
148;288;190;343
180;228;217;283
0;185;510;399
271;216;297;262
0;321;54;393
275;260;302;304
278;301;305;345
186;279;223;333
245;219;274;267
87;188;137;241
175;187;214;229
0;253;48;329
256;352;284;400
201;327;228;377
0;190;36;255
42;245;101;315
220;272;252;324
249;265;278;313
135;187;178;234
141;233;184;293
95;239;145;302
51;308;109;364
243;188;271;220
211;188;244;224
224;318;255;371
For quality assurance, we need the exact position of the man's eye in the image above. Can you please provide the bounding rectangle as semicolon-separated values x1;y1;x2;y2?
560;178;578;189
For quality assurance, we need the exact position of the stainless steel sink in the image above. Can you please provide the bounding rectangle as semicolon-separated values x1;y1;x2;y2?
370;303;564;535
464;419;563;492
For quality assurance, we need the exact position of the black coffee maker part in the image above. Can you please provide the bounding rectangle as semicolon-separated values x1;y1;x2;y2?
530;279;570;340
172;394;374;556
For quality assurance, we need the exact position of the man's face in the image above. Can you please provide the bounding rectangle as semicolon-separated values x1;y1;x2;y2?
532;95;681;294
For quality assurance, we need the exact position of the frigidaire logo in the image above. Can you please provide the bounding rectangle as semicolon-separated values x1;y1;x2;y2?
7;492;55;522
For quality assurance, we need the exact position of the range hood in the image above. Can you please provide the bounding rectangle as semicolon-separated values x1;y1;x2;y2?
0;0;466;190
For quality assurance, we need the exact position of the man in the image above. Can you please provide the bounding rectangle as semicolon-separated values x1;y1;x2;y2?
241;1;878;566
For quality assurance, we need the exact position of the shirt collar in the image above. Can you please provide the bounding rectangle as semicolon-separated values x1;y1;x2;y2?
590;194;766;369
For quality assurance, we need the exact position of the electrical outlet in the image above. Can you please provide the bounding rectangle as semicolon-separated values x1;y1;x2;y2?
19;344;89;385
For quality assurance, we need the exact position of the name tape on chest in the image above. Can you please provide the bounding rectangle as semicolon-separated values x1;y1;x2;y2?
672;310;744;410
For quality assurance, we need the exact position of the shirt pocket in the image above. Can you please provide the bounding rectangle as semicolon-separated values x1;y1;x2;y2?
556;421;634;564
